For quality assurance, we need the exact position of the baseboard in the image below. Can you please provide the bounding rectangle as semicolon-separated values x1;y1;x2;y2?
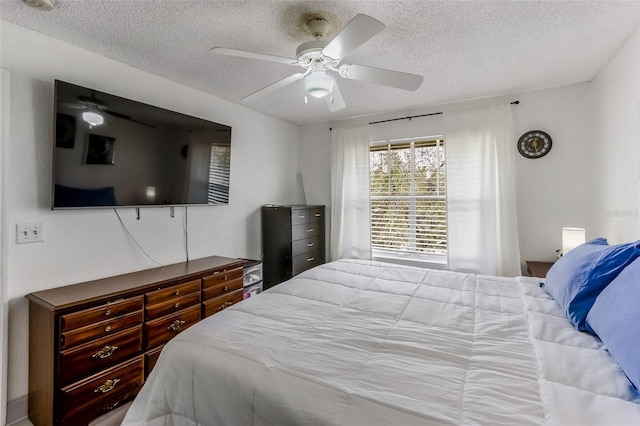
6;394;28;425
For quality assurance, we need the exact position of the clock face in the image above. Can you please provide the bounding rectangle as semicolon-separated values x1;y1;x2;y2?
517;130;552;159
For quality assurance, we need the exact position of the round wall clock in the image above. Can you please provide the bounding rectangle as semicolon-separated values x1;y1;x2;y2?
517;130;552;159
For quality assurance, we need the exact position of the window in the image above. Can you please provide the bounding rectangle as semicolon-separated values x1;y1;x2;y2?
207;145;231;204
369;137;447;262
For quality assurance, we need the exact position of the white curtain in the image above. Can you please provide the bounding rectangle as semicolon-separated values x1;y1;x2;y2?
330;124;372;260
444;104;521;276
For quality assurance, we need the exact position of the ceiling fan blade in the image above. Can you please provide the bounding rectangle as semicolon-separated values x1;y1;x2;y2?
103;109;128;119
325;80;346;112
242;73;305;102
339;64;423;91
103;110;156;129
62;102;86;110
322;14;385;60
210;47;298;66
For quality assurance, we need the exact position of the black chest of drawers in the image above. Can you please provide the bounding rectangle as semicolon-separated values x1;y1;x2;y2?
261;205;326;289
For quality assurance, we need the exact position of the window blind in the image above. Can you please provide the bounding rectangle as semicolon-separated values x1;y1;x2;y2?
208;145;230;204
370;138;447;257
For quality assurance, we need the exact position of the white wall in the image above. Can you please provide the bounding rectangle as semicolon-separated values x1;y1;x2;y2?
298;84;596;268
591;29;640;243
298;124;332;207
297;124;332;260
513;83;595;262
1;21;299;404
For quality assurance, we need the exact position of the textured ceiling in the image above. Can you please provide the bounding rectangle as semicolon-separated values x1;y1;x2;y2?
2;0;640;125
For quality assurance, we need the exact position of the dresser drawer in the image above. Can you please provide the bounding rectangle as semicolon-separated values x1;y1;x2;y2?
59;325;143;386
203;290;243;318
61;310;143;350
145;345;163;378
145;305;201;350
292;248;325;276
309;207;324;223
291;208;310;225
60;296;143;332
292;222;323;241
145;291;201;321
27;255;244;426
202;277;243;301
60;355;144;425
202;267;243;290
292;235;324;256
145;279;200;307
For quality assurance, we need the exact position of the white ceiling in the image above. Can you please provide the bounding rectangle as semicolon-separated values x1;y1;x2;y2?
2;0;640;126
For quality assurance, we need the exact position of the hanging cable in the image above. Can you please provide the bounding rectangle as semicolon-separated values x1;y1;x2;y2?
113;209;162;266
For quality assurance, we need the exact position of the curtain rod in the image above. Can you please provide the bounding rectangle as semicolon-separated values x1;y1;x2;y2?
368;100;520;125
329;100;519;130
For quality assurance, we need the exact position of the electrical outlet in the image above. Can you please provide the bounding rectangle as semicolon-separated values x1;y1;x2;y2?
16;222;44;243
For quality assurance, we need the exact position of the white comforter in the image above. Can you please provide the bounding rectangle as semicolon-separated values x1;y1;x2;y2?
122;259;640;425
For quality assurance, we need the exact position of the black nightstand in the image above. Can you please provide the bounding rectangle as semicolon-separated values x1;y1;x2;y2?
525;261;554;278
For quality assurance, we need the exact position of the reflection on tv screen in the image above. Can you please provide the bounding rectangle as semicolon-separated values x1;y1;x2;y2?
52;80;232;209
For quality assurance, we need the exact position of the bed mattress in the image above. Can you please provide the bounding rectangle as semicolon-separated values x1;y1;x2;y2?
122;259;640;425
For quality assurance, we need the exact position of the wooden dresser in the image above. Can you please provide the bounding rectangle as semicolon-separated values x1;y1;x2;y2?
26;255;244;426
262;205;325;290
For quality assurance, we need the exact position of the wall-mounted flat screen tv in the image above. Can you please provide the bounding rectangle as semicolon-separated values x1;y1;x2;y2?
52;80;232;209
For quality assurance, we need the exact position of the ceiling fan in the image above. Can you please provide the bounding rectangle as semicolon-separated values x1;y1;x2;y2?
210;13;424;112
65;91;156;128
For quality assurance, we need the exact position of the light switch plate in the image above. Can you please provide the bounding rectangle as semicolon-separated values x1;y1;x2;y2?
16;222;44;243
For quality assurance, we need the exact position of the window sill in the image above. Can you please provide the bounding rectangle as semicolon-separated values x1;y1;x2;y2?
372;252;448;270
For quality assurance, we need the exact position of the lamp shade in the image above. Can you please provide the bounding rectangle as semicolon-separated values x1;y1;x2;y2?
303;72;333;98
82;111;104;127
562;227;586;255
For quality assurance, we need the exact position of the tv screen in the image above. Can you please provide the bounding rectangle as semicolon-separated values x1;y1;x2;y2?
52;80;232;209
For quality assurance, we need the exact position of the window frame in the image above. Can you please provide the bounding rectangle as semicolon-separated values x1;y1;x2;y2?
369;136;448;268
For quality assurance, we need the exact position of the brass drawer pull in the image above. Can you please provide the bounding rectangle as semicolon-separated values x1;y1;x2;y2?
224;285;228;291
104;401;120;411
218;301;233;311
174;290;180;296
174;302;180;309
307;257;315;262
104;325;112;332
92;345;118;359
94;378;120;394
168;319;186;332
104;309;112;316
307;242;314;247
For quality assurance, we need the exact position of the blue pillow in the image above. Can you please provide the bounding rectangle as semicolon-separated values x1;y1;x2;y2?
543;238;640;331
586;257;640;390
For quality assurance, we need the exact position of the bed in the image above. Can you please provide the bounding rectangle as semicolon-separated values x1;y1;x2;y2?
122;258;640;425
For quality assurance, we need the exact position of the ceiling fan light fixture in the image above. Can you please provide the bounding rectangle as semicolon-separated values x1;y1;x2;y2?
82;111;104;128
304;71;333;98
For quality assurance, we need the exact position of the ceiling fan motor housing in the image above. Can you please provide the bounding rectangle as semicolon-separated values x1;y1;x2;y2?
210;13;423;110
296;40;329;63
306;17;329;39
